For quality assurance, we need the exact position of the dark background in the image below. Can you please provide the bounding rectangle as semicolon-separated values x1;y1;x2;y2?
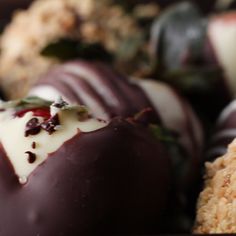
0;0;216;30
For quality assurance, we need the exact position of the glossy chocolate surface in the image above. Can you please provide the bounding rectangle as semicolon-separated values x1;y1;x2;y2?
0;118;171;235
31;61;204;213
31;60;203;159
35;61;161;124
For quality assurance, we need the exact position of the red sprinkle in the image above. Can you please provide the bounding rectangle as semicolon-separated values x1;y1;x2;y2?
41;114;60;135
15;108;50;119
25;118;41;137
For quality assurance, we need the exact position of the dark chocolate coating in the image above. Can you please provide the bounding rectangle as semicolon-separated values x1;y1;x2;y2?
31;60;204;227
0;118;171;235
31;60;203;214
31;60;203;160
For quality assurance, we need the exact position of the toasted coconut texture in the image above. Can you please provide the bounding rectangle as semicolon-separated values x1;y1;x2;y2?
194;138;236;233
0;0;152;99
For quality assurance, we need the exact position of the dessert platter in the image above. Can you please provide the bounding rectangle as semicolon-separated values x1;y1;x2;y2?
0;0;236;234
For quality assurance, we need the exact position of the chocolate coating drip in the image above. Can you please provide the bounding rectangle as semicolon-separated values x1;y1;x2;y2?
0;118;171;235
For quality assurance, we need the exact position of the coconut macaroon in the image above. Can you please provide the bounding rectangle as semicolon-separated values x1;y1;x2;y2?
0;0;151;99
194;138;236;233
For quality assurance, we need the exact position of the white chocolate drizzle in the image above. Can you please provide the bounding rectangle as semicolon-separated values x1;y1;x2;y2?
0;102;107;184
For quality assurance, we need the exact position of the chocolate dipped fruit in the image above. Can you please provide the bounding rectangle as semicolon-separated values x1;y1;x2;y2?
29;60;204;163
150;2;232;121
0;96;172;235
29;61;205;229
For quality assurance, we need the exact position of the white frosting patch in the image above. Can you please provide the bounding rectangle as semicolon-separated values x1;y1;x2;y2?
59;72;110;120
29;85;109;120
135;80;184;128
211;129;236;142
217;100;236;125
29;86;66;104
0;109;107;183
208;17;236;94
63;63;120;108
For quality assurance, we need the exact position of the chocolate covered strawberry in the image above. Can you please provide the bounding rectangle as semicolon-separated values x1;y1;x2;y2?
150;2;233;120
30;60;204;163
29;60;204;229
0;97;172;235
